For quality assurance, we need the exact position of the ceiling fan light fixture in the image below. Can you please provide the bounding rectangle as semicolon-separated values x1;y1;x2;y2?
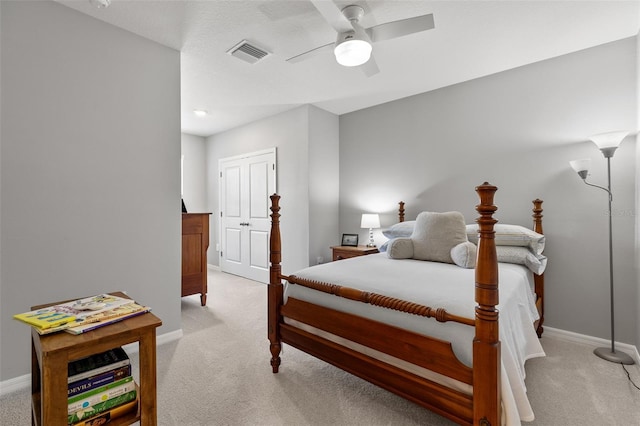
334;31;372;67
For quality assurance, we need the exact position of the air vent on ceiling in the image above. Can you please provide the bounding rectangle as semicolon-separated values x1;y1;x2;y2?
227;40;270;64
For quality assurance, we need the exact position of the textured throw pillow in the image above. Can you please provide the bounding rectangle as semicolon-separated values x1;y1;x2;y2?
386;238;414;259
411;211;468;263
466;224;545;255
450;241;477;268
496;246;547;274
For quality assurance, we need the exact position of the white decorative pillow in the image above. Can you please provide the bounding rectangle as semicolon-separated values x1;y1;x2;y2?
466;224;545;255
382;221;415;239
386;238;414;259
496;246;547;274
450;241;477;269
411;211;468;264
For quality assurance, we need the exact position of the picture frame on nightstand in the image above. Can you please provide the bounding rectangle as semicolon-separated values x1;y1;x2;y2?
341;234;359;247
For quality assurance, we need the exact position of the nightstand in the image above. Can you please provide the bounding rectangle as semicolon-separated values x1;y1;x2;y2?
331;245;379;261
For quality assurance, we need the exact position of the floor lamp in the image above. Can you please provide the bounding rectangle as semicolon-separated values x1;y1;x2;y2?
569;130;635;365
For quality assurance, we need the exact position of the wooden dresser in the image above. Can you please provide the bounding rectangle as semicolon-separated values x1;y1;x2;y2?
182;213;211;306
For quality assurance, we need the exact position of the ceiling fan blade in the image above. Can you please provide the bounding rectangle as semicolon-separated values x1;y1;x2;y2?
367;13;435;43
360;55;379;77
286;42;334;63
309;0;352;33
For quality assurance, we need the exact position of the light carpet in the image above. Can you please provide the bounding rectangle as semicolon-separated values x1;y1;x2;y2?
1;269;639;425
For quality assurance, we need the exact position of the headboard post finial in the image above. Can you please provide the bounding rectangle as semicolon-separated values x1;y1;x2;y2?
532;199;543;235
398;201;405;223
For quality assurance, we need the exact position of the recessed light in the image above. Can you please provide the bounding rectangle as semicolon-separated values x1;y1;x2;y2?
193;109;208;117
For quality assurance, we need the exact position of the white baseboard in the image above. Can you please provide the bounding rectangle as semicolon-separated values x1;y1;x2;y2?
0;373;30;397
207;264;220;271
2;327;637;396
0;328;183;397
544;326;640;364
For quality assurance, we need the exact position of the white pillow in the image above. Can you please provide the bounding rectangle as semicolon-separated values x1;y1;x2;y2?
382;221;415;239
386;238;414;259
450;241;477;269
496;246;547;274
411;211;468;264
466;224;545;255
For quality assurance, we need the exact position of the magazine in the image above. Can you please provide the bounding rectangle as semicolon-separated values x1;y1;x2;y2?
64;303;151;335
13;293;134;331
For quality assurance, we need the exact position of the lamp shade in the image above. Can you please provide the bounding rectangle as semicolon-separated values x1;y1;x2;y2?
570;158;591;180
334;25;372;67
360;214;380;229
569;158;591;174
589;131;628;150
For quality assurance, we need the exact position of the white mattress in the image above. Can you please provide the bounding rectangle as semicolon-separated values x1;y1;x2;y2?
284;253;545;424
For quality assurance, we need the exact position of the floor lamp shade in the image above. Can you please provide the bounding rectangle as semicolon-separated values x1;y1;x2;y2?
589;131;628;158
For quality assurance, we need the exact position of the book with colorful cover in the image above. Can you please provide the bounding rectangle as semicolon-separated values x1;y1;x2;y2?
68;347;130;384
70;395;138;426
68;388;137;424
33;320;80;335
68;364;131;398
14;293;134;331
64;303;151;335
68;376;135;414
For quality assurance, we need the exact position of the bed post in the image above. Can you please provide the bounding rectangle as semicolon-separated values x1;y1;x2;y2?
532;199;544;337
268;194;283;373
473;183;500;426
398;201;405;223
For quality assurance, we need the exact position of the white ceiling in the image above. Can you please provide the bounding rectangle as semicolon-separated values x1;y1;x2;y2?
56;0;640;137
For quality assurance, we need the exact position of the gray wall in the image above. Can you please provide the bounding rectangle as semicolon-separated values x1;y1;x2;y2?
181;133;207;213
308;106;340;266
339;38;638;346
205;105;339;273
0;1;181;381
636;32;640;351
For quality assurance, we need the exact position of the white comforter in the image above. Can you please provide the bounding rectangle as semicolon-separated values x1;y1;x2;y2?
285;253;545;425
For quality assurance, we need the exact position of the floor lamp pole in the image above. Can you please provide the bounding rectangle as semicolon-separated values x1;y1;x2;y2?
592;156;634;365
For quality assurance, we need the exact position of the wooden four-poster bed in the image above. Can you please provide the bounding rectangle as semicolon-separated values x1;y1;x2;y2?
267;183;545;425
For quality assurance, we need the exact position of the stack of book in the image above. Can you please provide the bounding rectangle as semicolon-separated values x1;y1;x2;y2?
13;293;151;335
67;347;138;425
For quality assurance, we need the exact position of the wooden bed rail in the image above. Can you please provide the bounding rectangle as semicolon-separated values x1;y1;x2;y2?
283;274;475;327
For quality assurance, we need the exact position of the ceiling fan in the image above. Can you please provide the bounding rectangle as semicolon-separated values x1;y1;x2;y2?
287;1;435;77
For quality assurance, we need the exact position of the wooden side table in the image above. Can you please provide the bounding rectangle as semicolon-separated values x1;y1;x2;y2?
30;292;162;425
331;245;379;261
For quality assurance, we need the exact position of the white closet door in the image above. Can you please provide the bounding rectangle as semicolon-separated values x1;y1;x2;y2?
219;148;276;283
